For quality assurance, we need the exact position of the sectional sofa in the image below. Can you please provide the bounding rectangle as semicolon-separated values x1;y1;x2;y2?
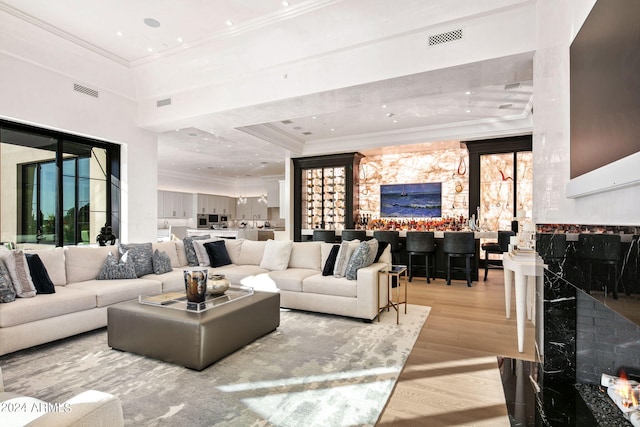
0;238;391;356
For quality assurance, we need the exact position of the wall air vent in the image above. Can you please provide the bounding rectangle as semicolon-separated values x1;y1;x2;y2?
504;82;521;90
73;83;98;98
157;98;172;107
499;103;514;109
428;29;463;46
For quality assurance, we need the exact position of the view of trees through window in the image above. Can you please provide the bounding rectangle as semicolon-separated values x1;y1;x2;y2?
1;121;119;248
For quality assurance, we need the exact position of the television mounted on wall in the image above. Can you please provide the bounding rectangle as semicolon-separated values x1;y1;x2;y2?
380;183;442;218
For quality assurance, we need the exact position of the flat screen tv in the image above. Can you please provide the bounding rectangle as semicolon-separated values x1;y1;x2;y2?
380;183;442;218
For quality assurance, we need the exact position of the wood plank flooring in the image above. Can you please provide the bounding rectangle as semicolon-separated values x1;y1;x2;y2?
378;269;536;426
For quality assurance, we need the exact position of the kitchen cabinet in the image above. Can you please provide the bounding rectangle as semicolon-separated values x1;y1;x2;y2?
158;191;193;218
292;153;362;241
196;194;232;215
235;197;268;220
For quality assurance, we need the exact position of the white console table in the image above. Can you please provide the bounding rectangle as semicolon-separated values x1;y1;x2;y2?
503;252;545;353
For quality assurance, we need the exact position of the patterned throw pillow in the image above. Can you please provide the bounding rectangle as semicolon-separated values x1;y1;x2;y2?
345;241;373;280
152;249;173;275
0;250;37;298
118;243;153;277
97;252;137;280
183;235;211;266
0;260;16;303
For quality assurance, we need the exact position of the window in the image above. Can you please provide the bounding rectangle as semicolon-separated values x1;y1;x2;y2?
1;120;120;247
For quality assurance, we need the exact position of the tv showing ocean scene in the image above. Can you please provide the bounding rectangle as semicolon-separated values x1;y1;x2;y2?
380;183;442;218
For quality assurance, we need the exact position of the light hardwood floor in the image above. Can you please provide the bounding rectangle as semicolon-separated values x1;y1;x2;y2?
378;268;536;426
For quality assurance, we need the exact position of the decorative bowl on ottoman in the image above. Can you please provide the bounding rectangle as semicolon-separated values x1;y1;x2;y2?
207;274;230;296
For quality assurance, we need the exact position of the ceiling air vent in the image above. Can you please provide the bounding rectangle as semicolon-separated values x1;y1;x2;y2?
302;132;313;135
157;98;172;107
428;29;463;46
499;103;513;109
73;83;98;98
281;120;293;124
504;82;521;90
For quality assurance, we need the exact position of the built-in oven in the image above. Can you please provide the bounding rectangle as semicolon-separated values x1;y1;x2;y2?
197;214;208;228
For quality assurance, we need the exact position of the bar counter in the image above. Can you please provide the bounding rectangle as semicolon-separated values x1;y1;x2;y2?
301;229;498;239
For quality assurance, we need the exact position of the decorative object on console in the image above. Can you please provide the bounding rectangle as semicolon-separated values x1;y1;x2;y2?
184;269;207;303
96;224;117;246
207;274;230;296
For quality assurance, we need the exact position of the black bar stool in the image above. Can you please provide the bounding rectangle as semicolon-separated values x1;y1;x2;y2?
577;234;622;299
312;229;336;243
481;230;514;281
341;230;367;241
406;231;436;283
443;232;475;287
373;231;401;264
536;232;567;274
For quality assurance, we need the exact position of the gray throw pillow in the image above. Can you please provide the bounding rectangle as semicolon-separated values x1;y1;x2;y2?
97;252;137;280
345;241;372;280
0;260;16;303
152;249;173;275
118;243;153;277
183;235;211;266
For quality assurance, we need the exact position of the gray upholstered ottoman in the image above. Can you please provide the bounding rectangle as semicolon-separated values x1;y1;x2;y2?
107;291;280;370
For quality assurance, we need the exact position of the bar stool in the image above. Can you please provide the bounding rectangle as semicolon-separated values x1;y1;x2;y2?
577;234;622;299
406;231;436;283
341;230;367;242
443;232;475;287
312;229;336;243
481;230;515;281
536;232;567;274
373;231;401;264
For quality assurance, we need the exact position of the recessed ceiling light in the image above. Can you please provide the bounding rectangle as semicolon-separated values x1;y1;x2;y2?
226;20;233;26
282;1;291;6
116;31;124;37
177;37;184;43
393;120;398;123
330;128;335;132
466;109;472;113
144;18;161;28
386;112;394;117
147;47;153;52
465;91;472;95
312;116;317;119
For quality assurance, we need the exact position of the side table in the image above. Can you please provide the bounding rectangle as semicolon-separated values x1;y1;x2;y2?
377;265;408;324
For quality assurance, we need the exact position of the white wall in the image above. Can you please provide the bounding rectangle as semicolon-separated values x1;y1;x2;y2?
533;0;640;226
0;52;158;243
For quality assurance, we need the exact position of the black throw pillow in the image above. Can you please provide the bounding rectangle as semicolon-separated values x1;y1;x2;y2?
204;241;232;267
374;241;390;263
322;244;341;276
25;253;55;294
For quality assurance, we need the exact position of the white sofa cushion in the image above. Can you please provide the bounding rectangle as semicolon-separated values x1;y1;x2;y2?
289;242;322;270
152;241;181;268
303;274;358;298
142;269;185;293
260;240;293;271
209;265;269;285
175;240;189;266
66;278;162;307
237;240;266;266
268;269;319;292
65;246;119;283
0;286;96;328
223;239;243;264
25;247;66;287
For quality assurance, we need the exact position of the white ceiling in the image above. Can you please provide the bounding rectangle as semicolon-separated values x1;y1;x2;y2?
0;0;535;195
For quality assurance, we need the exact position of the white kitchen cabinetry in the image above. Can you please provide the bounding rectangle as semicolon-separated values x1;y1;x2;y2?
235;197;268;220
158;191;193;218
196;194;232;214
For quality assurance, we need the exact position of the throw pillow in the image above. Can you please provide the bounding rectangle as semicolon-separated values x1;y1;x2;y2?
25;253;55;294
97;252;137;280
118;243;153;277
152;249;173;275
183;235;211;266
333;240;360;278
345;241;374;280
0;250;37;298
374;241;390;263
0;260;16;303
192;238;221;266
364;238;379;266
322;244;340;276
204;241;233;267
259;240;293;271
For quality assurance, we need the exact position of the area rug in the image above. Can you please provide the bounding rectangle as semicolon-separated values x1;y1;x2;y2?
0;305;430;427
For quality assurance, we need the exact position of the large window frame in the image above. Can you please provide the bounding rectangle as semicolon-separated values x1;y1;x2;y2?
1;119;121;247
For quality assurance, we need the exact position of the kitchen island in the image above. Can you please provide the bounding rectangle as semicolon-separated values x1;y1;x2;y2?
186;228;276;241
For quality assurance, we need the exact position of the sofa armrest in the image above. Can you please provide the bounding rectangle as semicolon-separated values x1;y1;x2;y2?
27;390;123;427
0;366;4;392
355;262;387;320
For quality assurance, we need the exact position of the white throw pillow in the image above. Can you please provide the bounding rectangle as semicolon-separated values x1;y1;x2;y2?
333;240;360;278
260;240;293;271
